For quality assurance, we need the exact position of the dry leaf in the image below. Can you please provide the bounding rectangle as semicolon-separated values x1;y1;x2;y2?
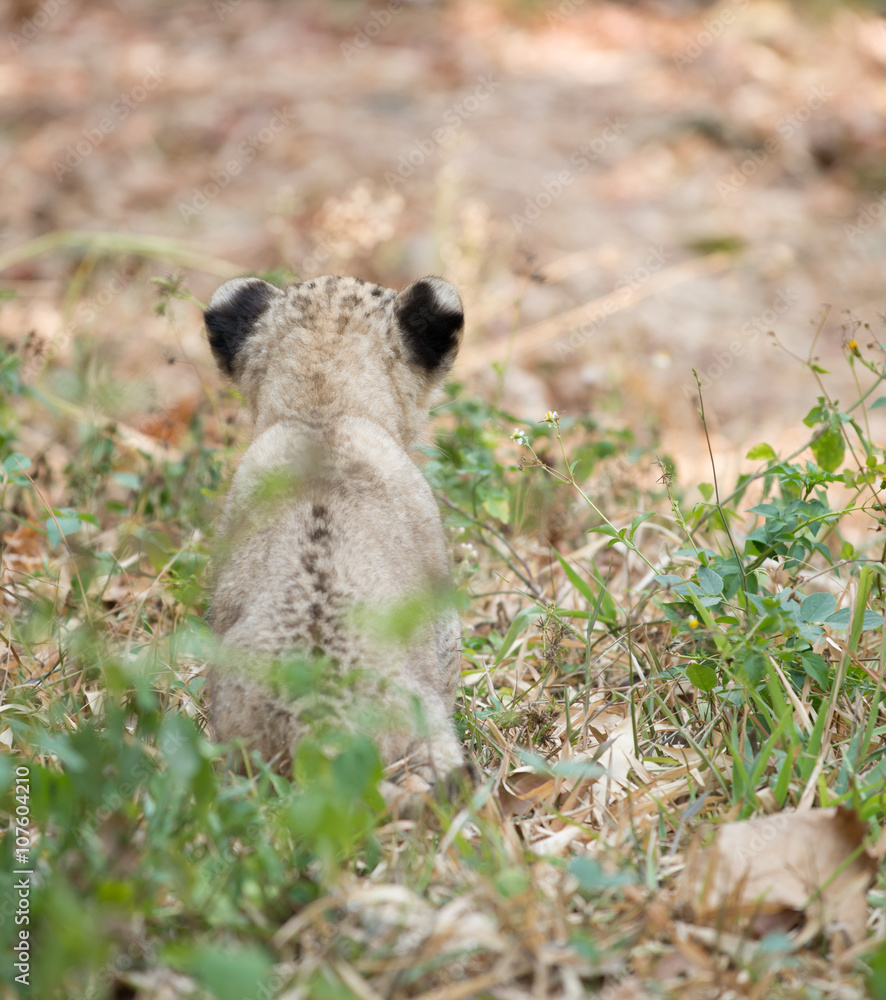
590;717;638;821
677;806;877;947
498;767;558;816
1;524;44;579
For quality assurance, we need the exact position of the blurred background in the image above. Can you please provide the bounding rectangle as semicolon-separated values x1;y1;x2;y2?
2;0;886;486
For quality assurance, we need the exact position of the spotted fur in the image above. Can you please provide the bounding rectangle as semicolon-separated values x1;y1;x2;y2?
204;274;466;805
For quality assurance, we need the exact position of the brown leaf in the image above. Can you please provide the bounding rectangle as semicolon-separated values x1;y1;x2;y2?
497;768;557;816
137;397;197;444
1;523;44;574
677;806;877;947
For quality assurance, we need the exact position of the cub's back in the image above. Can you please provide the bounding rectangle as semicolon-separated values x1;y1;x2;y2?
202;273;467;797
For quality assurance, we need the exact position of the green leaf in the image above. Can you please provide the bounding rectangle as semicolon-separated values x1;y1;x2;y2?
112;472;141;490
811;364;830;374
554;552;618;625
555;551;595;605
823;608;851;628
568;856;635;893
698;482;714;501
169;943;273;1000
798;592;836;623
798;623;824;644
748;503;781;518
2;453;31;475
803;403;826;427
590;523;621;540
686;663;718;691
494;605;543;665
746;443;776;462
654;574;683;587
0;755;15;797
494;866;531;898
864;937;886;999
143;530;175;572
861;610;884;630
740;652;767;685
801;652;829;686
811;426;845;472
697;566;724;597
849;567;875;653
552;759;606;779
821;607;881;631
45;509;83;548
629;512;654;540
482;489;510;524
870;396;886;410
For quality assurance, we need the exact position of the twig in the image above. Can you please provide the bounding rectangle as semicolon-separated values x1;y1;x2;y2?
439;495;544;600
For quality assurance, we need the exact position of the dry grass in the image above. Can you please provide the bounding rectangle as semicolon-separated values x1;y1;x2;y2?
3;1;886;991
2;302;884;996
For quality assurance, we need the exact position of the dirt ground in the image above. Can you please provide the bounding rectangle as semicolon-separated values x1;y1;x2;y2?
2;0;886;488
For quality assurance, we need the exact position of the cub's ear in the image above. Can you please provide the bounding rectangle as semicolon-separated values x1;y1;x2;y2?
204;277;283;379
394;276;464;378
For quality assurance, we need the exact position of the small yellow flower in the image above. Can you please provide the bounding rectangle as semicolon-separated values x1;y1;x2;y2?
880;477;886;491
688;617;700;629
848;339;858;352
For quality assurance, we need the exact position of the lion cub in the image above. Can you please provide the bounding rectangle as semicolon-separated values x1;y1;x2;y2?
203;274;466;803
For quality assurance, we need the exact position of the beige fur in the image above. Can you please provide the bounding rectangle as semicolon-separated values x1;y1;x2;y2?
203;274;466;803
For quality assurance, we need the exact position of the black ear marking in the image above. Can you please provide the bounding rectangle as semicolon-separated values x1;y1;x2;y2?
394;276;464;376
204;278;281;379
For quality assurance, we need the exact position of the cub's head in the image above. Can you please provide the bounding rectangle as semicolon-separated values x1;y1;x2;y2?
204;274;464;444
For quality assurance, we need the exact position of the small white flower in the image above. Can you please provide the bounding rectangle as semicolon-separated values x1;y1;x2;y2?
510;428;527;445
543;410;559;425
